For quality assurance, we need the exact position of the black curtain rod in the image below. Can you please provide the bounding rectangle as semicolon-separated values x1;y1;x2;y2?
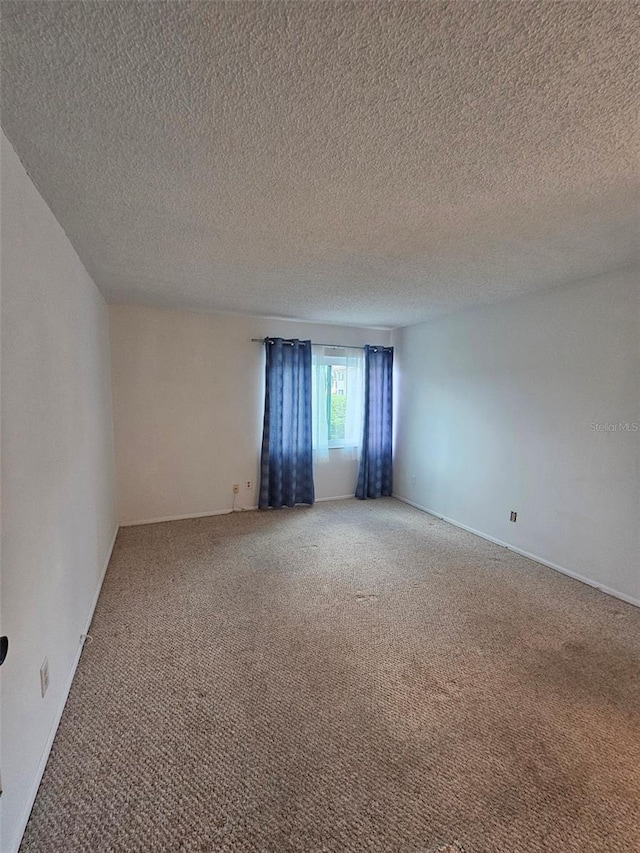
251;338;393;352
251;337;367;350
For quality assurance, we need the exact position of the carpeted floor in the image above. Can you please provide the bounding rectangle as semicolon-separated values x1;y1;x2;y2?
20;499;640;852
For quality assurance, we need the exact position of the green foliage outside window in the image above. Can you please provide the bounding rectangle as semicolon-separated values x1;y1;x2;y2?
330;395;346;440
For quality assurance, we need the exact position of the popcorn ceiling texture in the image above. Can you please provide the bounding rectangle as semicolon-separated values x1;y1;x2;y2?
1;1;638;328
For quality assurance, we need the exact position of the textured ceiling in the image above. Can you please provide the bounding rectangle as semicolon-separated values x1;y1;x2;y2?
1;1;638;328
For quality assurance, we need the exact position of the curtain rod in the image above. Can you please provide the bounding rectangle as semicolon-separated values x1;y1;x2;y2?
250;337;366;350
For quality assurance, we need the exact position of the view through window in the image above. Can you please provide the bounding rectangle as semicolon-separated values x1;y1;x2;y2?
328;362;347;440
312;347;364;454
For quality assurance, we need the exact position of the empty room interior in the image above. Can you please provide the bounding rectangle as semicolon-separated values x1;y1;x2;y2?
1;2;639;852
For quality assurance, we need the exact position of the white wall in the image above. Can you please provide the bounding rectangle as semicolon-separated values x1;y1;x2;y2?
0;133;117;853
393;268;640;604
109;305;390;524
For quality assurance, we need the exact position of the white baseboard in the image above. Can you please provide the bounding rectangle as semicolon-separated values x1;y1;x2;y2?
121;496;356;526
316;494;355;502
120;508;234;526
9;525;120;853
393;494;639;609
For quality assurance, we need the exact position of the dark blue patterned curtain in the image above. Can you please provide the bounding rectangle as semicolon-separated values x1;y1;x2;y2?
259;338;315;509
356;345;393;500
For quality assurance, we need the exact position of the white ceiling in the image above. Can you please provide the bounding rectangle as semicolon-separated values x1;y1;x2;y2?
1;1;638;329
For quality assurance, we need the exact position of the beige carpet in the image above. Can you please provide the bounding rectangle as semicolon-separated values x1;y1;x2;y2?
20;499;640;852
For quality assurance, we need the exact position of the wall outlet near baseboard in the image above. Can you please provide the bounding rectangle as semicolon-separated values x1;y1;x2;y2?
246;480;252;490
410;475;416;485
232;484;240;495
510;511;517;522
40;657;49;697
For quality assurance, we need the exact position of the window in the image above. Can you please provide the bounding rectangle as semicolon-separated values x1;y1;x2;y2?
328;360;348;440
312;347;364;456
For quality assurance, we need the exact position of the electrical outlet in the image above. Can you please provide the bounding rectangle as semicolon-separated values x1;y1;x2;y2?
510;511;517;522
246;480;252;490
40;657;49;697
232;484;240;494
410;475;417;485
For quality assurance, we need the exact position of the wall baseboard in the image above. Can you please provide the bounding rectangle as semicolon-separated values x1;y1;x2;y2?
393;494;639;609
316;494;355;502
121;495;356;526
121;508;233;526
9;525;120;853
